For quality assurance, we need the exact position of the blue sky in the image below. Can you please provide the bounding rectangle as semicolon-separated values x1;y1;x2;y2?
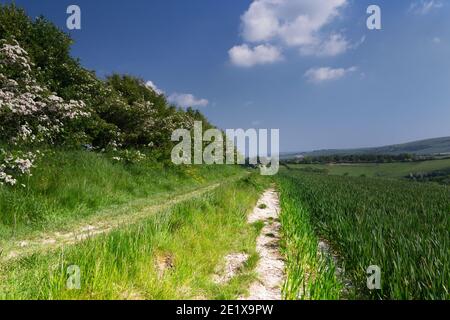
5;0;450;152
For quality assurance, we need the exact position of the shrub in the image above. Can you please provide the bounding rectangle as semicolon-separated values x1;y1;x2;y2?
0;4;217;187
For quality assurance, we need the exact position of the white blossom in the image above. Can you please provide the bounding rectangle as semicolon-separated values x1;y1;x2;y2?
0;40;91;187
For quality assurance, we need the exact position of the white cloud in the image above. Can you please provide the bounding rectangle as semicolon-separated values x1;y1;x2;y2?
146;81;208;108
235;0;349;57
145;80;164;95
241;0;280;43
304;66;356;83
300;33;350;57
168;93;209;108
229;44;283;67
317;34;350;56
433;37;441;44
409;1;443;15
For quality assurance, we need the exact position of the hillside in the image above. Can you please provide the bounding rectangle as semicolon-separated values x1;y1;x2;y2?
282;136;450;159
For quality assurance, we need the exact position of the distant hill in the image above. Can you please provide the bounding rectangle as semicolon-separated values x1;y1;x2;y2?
281;137;450;159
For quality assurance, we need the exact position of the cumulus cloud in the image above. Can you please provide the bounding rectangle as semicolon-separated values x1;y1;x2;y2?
168;93;209;108
145;80;164;95
304;66;356;83
409;0;443;15
145;81;208;108
229;44;283;67
242;0;347;44
229;0;351;62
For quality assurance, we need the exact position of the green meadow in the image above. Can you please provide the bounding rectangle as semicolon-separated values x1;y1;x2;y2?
287;158;450;178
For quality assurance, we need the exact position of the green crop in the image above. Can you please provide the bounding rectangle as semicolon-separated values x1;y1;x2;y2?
278;170;450;300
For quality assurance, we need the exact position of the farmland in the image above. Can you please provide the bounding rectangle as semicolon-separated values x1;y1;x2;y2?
286;158;450;179
277;168;450;299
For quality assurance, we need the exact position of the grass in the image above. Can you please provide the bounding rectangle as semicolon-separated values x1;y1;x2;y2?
287;158;450;179
278;169;450;300
0;150;245;239
278;177;342;300
0;175;269;300
4;149;447;300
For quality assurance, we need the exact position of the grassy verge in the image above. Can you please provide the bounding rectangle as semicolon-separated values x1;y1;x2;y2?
0;175;268;300
278;169;450;300
0;150;245;239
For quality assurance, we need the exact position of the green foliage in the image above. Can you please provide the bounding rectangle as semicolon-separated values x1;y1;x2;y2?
0;5;74;94
0;4;214;159
406;168;450;185
288;153;418;165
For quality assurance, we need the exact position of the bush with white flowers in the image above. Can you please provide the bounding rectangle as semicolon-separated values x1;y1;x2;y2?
0;5;218;188
0;40;89;185
0;149;36;186
0;40;90;146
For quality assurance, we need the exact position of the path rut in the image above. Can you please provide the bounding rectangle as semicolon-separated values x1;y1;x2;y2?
1;176;244;264
241;188;284;300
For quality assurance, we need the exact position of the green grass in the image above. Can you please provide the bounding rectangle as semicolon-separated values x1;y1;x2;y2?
0;150;245;239
288;158;450;179
278;170;450;300
0;175;268;300
278;178;342;300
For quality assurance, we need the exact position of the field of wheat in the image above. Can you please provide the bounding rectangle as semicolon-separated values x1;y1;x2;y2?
278;169;450;300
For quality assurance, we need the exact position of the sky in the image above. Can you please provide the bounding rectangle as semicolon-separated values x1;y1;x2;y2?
4;0;450;152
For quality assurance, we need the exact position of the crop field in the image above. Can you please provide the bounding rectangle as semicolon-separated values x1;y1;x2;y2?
277;169;450;300
279;179;342;300
287;158;450;179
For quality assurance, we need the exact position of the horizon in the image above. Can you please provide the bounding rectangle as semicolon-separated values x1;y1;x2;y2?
5;0;450;152
281;135;450;154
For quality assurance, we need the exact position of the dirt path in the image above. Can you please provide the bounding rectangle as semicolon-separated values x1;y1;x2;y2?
1;175;244;264
241;188;284;300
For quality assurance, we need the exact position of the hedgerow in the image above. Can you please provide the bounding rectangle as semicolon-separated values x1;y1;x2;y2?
0;4;212;186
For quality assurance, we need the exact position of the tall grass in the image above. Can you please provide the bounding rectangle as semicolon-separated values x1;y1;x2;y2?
279;170;450;300
278;178;342;300
0;150;244;238
0;175;267;300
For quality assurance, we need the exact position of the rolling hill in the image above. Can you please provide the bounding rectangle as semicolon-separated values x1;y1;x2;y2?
281;136;450;159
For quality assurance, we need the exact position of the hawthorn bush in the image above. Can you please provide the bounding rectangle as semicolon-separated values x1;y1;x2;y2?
0;4;213;186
